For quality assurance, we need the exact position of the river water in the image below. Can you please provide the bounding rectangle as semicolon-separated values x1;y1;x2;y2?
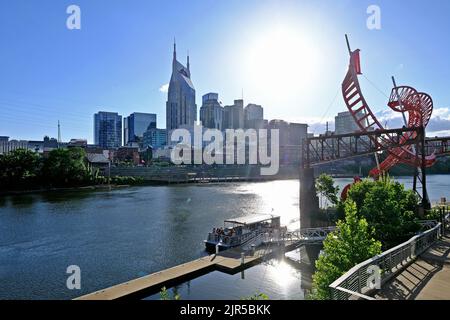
0;175;448;299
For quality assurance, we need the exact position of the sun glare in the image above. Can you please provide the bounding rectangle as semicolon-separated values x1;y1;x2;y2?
244;25;320;99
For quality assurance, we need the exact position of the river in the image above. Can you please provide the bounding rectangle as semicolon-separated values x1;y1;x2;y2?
0;175;448;299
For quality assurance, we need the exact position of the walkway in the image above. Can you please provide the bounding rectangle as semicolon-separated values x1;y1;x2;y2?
375;233;450;300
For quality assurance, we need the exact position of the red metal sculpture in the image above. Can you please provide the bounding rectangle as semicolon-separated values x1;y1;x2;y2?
339;37;436;202
341;41;436;179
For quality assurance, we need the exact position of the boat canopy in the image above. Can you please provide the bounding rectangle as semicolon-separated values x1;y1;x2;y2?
224;214;280;226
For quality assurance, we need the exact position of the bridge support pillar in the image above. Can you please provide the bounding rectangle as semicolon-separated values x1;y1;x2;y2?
302;244;322;266
299;167;320;228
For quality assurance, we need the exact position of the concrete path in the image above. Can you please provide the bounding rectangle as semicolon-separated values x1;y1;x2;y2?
376;233;450;300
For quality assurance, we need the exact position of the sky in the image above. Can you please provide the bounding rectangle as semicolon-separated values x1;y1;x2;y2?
0;0;449;143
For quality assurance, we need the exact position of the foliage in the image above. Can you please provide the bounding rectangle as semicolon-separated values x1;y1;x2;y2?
241;292;269;300
41;147;91;187
343;175;421;249
315;174;340;207
0;149;40;190
159;286;180;300
310;201;382;300
110;176;144;185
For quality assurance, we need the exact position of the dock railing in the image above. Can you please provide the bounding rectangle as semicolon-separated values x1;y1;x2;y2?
329;221;442;300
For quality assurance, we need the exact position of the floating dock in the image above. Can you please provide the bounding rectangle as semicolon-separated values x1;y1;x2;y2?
76;241;300;300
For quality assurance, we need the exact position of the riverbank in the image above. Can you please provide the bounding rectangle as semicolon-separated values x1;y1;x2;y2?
0;184;132;197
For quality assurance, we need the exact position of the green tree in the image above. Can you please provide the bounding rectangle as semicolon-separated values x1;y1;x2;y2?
315;173;340;207
345;176;420;249
41;147;90;187
0;149;40;189
311;200;382;300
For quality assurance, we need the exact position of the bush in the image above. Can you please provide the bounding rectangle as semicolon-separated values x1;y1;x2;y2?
344;176;421;249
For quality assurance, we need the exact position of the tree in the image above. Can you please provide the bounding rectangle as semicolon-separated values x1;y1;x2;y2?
0;149;40;189
315;173;340;207
311;200;382;300
41;147;90;187
345;176;420;249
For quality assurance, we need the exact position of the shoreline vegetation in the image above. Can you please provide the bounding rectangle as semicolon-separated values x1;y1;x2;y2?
309;173;443;300
1;148;449;196
0;148;146;195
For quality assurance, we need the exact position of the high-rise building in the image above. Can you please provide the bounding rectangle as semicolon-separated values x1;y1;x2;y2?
244;103;265;129
123;112;157;145
335;111;361;134
223;99;244;129
94;111;122;149
200;93;223;130
244;104;263;121
267;120;308;165
166;41;197;133
142;127;167;149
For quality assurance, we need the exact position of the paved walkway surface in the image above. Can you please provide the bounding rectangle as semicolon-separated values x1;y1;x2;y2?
376;233;450;300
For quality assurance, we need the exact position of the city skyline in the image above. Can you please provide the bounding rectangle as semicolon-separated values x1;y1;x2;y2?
1;0;450;143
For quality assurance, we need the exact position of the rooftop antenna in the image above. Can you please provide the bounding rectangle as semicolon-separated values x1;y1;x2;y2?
173;37;176;60
187;49;190;71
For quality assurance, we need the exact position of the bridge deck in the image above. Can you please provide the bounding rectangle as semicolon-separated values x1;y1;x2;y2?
375;233;450;300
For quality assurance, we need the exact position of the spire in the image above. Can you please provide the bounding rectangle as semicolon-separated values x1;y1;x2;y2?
187;50;190;71
173;37;177;61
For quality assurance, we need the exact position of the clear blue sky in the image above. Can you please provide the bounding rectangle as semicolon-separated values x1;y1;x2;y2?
1;0;449;143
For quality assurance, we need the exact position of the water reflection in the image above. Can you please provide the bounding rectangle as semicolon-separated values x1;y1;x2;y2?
0;176;448;299
145;251;313;300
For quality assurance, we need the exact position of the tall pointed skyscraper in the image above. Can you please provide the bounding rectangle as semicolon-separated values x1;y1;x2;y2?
166;41;197;133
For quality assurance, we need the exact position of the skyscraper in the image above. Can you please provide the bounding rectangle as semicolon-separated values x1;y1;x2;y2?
223;99;244;129
200;93;223;130
166;41;197;132
94;111;122;148
244;103;265;129
123;112;157;145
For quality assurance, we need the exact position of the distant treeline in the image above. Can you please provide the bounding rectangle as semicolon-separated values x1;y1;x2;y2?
0;148;143;191
341;157;450;176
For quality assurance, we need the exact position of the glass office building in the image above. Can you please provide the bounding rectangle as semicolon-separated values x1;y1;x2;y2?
124;113;157;145
94;111;122;148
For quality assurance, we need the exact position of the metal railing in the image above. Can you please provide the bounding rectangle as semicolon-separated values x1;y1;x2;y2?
329;221;442;300
290;226;336;241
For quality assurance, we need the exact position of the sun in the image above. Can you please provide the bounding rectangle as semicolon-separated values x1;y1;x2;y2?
243;24;320;103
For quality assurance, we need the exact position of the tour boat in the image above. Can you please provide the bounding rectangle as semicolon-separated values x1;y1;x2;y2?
204;214;283;252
